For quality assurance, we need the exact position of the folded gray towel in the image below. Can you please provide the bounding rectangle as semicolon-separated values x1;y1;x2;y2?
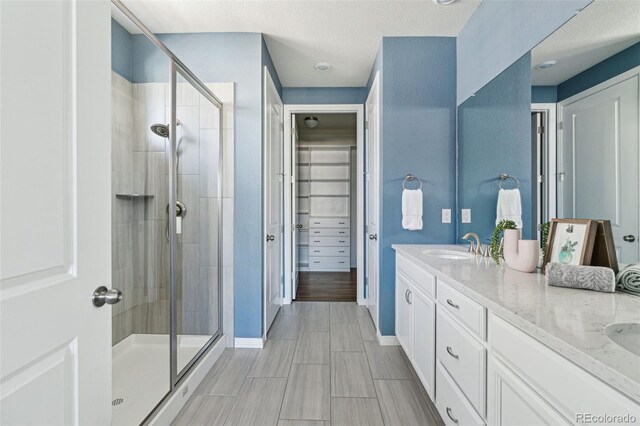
616;264;640;294
545;263;616;293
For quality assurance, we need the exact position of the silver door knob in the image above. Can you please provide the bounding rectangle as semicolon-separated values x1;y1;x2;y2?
623;235;636;242
297;224;303;229
369;234;378;241
92;286;122;307
266;235;275;242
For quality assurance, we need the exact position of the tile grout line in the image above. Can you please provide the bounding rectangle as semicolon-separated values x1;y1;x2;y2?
275;303;305;423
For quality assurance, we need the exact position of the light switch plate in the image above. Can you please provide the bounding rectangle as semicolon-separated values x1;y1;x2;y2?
441;209;451;224
461;209;471;223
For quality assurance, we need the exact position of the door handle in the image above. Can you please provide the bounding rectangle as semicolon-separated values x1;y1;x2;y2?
297;224;303;229
369;234;378;241
266;235;275;242
92;286;122;307
623;235;636;242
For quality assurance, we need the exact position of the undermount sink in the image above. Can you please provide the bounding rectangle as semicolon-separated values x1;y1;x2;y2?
605;323;640;356
421;249;475;260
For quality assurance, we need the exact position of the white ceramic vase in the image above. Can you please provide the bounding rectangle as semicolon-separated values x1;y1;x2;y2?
503;229;539;273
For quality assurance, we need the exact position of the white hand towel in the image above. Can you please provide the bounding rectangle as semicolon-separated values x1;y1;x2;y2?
402;189;423;230
496;188;522;228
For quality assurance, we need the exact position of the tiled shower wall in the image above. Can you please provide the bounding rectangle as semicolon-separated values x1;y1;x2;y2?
111;72;235;345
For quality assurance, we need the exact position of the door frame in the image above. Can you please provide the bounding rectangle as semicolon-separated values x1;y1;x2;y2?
531;103;557;238
263;67;284;340
283;104;365;305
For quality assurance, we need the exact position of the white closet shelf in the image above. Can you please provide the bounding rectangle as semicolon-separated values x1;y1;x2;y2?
310;194;349;197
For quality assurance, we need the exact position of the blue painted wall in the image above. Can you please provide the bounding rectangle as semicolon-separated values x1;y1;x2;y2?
457;0;592;105
558;41;640;101
111;19;133;81
532;86;557;103
458;53;533;244
367;37;457;336
125;31;268;338
282;87;366;104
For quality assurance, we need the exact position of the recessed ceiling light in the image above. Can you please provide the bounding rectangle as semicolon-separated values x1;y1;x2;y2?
432;0;457;4
314;62;331;72
536;60;557;70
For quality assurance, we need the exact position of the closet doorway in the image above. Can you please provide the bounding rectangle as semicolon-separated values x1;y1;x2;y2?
283;105;364;304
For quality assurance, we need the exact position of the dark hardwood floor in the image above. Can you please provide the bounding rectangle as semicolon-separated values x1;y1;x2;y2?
295;268;357;302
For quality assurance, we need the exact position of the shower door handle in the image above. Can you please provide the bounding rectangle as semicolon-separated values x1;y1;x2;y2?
92;286;122;307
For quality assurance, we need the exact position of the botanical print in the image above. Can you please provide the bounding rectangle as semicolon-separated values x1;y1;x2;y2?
549;223;588;266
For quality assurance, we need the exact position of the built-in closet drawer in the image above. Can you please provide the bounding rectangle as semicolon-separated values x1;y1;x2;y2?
396;255;436;298
309;246;349;257
309;228;349;237
309;237;349;247
436;362;485;426
437;281;486;340
309;256;350;270
309;217;349;228
310;197;349;217
437;309;486;416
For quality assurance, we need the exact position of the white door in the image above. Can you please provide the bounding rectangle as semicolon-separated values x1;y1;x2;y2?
291;115;300;300
0;1;112;424
365;73;380;329
264;67;284;334
395;274;412;355
559;76;639;263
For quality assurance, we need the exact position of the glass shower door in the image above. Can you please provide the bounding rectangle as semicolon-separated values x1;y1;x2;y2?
171;70;223;377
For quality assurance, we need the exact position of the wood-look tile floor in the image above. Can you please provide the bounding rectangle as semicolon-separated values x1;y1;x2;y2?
173;302;444;426
295;270;357;302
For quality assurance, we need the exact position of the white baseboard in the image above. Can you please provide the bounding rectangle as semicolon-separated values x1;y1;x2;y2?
148;335;226;426
234;337;265;349
377;334;399;346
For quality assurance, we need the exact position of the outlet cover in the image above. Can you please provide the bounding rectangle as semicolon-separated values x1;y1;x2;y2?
461;209;471;224
441;209;451;224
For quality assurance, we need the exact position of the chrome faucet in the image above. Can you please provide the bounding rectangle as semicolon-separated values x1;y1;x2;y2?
462;232;485;256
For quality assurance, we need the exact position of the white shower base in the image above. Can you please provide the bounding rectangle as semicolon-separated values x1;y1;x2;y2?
112;334;211;426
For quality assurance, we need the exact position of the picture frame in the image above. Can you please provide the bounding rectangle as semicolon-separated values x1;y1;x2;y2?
590;220;619;274
543;219;597;272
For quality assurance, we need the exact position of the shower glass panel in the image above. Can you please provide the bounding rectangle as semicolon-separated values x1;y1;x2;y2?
173;71;223;377
111;9;172;425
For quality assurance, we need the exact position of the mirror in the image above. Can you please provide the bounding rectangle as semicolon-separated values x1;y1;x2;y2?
457;0;640;263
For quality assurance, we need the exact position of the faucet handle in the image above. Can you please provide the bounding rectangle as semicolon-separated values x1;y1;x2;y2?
465;239;475;252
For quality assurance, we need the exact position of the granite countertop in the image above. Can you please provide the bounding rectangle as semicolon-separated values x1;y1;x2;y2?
392;244;640;403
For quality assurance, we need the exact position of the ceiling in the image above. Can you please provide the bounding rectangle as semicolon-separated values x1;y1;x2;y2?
296;113;356;131
117;0;481;87
531;0;640;86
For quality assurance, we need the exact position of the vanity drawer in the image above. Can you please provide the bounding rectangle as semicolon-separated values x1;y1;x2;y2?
309;237;349;247
309;228;349;237
309;256;350;270
309;217;349;228
436;362;485;426
437;280;486;340
309;246;349;257
437;309;486;416
396;254;436;298
489;314;640;421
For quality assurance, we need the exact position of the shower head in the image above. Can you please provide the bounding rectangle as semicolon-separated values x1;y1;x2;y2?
150;123;170;138
150;119;181;138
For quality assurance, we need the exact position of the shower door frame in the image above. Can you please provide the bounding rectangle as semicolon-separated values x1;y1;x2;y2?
112;0;225;421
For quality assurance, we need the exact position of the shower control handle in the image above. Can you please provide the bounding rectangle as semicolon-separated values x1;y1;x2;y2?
92;286;122;307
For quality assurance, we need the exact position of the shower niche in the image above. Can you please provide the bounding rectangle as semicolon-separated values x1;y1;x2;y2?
111;3;224;424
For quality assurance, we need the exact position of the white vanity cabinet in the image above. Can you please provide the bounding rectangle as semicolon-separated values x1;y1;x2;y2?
395;255;436;399
394;249;640;426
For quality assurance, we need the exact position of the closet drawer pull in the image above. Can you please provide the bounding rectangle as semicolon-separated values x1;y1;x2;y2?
447;299;459;309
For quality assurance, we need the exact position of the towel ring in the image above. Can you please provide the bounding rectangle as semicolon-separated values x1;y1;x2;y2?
403;174;423;190
499;174;520;189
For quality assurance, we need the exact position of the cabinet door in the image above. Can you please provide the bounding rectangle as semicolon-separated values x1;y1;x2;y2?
395;273;412;357
488;356;570;426
412;288;435;399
